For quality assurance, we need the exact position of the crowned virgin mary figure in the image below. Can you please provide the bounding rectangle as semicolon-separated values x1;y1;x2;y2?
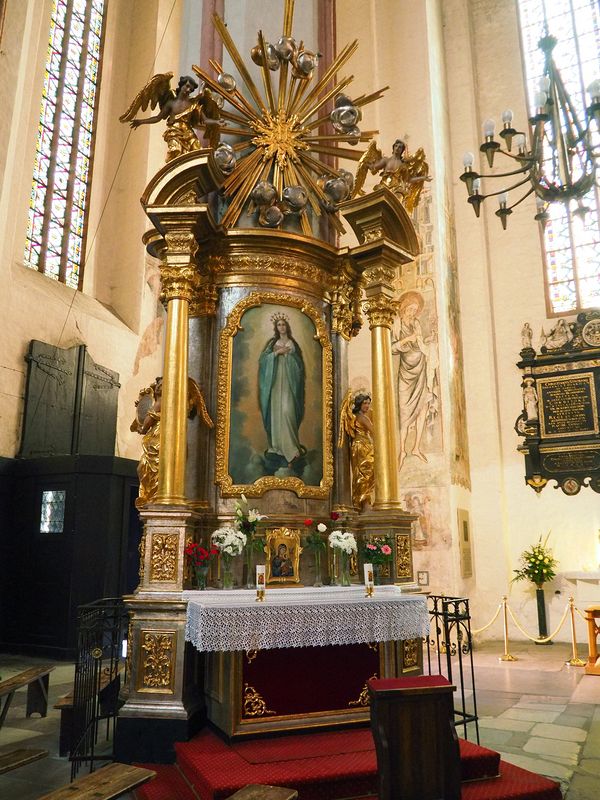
258;313;306;472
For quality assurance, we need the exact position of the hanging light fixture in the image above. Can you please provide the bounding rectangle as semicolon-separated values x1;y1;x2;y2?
460;35;599;229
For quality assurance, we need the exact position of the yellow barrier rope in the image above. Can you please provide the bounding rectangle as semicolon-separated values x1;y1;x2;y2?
471;602;503;635
575;606;588;622
506;600;570;644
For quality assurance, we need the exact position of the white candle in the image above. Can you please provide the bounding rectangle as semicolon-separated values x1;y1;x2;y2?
364;562;374;589
256;565;266;592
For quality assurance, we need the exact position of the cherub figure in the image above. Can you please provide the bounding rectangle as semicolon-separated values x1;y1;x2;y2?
120;73;222;161
353;139;431;213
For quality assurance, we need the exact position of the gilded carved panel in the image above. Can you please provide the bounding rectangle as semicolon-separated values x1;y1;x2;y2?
137;630;177;693
149;532;179;582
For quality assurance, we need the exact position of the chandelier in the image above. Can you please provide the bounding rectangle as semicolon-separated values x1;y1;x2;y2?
459;35;599;229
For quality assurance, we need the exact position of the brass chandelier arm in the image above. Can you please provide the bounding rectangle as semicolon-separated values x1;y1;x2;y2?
479;175;532;200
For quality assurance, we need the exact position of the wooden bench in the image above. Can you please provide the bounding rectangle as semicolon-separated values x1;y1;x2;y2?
0;665;55;729
0;747;48;775
227;787;298;800
37;762;156;800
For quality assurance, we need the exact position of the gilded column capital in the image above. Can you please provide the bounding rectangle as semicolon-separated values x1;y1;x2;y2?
164;230;199;258
189;282;218;317
363;264;396;290
159;265;201;303
363;294;396;329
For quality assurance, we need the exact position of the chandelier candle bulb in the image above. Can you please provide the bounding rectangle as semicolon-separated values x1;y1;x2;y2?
468;177;483;217
514;133;526;155
502;109;513;124
481;119;500;167
463;152;475;168
483;118;496;137
460;152;478;195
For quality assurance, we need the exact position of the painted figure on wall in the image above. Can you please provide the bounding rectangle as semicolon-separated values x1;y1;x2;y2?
272;543;294;577
258;314;306;468
392;291;439;469
339;390;375;510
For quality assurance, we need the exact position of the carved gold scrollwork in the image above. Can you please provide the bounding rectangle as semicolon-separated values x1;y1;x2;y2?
190;282;218;317
140;632;175;690
245;649;258;664
206;253;326;287
403;638;419;669
363;294;396;329
150;533;179;582
243;684;276;717
367;642;379;651
159;265;201;303
362;226;384;244
164;230;199;255
395;533;412;579
138;533;146;583
363;264;396;287
348;673;378;706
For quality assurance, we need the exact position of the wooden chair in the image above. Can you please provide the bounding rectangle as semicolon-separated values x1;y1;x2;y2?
37;762;155;799
0;665;55;729
584;605;600;676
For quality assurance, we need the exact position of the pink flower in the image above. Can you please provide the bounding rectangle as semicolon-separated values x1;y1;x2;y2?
381;545;392;555
366;543;377;550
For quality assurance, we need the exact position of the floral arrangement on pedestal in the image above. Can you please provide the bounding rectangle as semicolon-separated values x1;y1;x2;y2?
328;529;357;587
211;526;247;589
512;533;558;588
512;533;558;640
362;538;393;584
235;494;267;588
304;512;340;587
184;542;219;590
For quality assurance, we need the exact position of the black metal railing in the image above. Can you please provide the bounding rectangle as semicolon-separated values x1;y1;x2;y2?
425;595;479;743
69;598;128;779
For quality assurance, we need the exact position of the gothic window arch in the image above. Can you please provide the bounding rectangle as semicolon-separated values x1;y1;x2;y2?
24;0;107;290
517;0;600;315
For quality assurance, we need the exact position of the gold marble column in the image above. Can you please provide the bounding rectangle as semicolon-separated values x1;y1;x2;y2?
342;189;420;511
156;226;200;506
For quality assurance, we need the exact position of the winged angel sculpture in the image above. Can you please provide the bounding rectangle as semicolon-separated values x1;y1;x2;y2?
120;73;222;161
353;139;430;214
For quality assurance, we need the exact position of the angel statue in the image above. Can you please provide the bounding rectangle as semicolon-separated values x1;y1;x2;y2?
130;377;213;509
353;139;431;214
338;390;375;510
120;73;222;162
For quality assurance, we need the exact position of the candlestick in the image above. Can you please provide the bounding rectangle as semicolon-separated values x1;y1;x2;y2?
256;565;266;602
364;562;374;597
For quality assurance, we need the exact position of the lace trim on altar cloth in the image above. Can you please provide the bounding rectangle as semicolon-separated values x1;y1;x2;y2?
183;586;430;652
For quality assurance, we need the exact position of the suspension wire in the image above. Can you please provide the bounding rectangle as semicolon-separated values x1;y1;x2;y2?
23;0;178;446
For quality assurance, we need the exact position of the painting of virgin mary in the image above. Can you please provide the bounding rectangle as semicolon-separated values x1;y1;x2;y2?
258;315;306;468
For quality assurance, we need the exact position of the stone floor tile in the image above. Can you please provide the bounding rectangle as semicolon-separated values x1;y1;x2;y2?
515;702;567;712
556;713;591;729
501;707;561;723
531;722;588;742
498;751;573;781
565;771;600;799
523;736;580;761
0;727;45;745
575;757;600;777
565;703;596;718
570;678;600;705
507;731;530;747
478;728;513;748
520;693;573;704
479;715;534;732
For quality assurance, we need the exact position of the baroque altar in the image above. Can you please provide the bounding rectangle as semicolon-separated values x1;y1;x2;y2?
116;0;427;762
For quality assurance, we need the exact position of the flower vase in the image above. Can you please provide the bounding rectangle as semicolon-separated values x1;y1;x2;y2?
373;563;382;586
313;549;323;588
221;554;235;589
340;551;351;587
535;585;552;644
245;544;255;589
194;564;209;590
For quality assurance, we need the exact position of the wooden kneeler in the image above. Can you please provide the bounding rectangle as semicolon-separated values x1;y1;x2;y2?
369;675;460;800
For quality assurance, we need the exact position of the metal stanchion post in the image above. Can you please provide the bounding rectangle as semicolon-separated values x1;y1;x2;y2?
566;596;586;667
499;596;517;662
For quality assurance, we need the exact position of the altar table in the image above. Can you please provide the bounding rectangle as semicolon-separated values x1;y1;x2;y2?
183;587;429;738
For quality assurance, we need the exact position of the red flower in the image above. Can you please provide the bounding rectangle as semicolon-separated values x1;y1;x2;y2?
381;545;392;555
330;512;340;521
304;518;313;527
210;547;219;556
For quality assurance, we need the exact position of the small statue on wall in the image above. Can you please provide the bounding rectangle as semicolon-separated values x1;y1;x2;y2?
522;378;539;422
540;318;573;352
339;390;375;510
353;139;431;213
131;377;213;509
120;72;222;161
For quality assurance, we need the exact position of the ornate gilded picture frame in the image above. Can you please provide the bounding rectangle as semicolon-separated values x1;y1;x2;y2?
264;527;302;585
215;291;333;498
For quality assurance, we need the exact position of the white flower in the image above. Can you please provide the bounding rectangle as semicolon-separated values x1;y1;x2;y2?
241;494;248;505
317;523;327;533
248;509;267;523
211;525;247;556
328;530;357;553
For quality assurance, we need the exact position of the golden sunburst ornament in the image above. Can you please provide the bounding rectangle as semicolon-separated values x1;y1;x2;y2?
190;0;388;236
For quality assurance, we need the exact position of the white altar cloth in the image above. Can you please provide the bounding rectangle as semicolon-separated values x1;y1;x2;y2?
183;585;430;652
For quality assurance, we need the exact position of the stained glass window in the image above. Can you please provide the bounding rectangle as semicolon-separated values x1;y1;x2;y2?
517;0;600;314
40;490;67;533
24;0;106;290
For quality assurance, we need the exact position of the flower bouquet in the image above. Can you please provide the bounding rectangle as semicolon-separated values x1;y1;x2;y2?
362;538;393;584
512;533;558;588
303;516;336;587
211;525;247;589
328;529;357;586
184;542;219;589
235;494;267;588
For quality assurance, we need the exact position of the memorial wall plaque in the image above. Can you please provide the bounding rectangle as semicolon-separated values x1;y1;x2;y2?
516;310;600;495
538;373;598;439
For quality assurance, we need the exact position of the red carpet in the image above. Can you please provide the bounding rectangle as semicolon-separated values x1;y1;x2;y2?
135;727;561;800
